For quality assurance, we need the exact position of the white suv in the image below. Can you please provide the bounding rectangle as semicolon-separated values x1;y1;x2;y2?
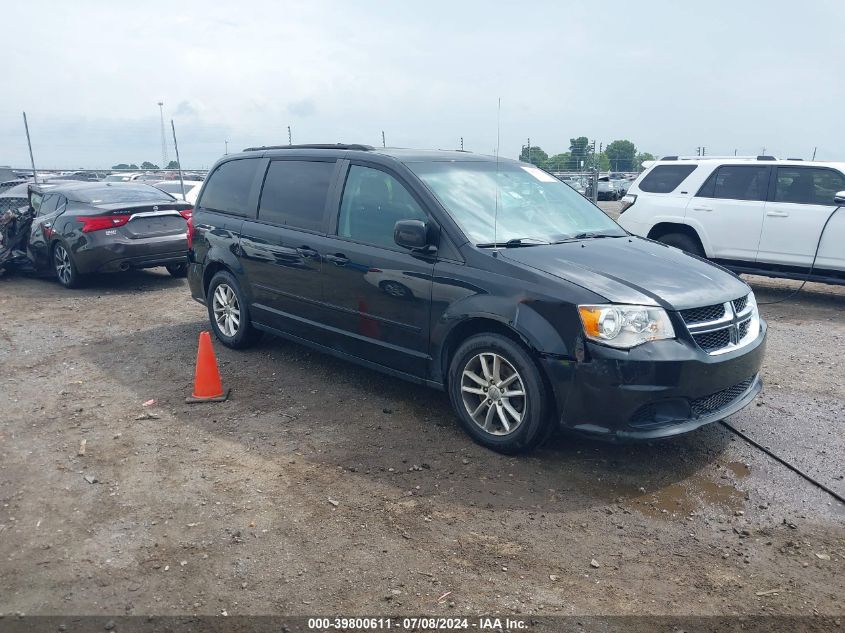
617;157;845;284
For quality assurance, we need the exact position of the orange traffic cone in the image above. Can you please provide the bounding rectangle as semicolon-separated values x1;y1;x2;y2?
186;331;230;403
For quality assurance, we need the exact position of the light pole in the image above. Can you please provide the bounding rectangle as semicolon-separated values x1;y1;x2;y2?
157;101;167;168
225;140;229;155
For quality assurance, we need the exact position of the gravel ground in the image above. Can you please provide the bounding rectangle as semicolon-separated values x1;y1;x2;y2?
1;240;843;618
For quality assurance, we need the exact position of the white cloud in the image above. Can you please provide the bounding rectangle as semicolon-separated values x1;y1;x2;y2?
1;0;843;167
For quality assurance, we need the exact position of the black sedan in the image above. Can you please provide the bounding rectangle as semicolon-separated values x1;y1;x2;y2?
28;182;192;288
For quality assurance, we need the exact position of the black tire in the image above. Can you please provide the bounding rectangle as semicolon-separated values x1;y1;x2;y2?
657;232;704;257
447;333;552;454
206;270;261;349
53;242;83;289
166;262;188;278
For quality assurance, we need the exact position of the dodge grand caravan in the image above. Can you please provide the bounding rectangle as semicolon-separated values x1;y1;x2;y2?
187;144;766;453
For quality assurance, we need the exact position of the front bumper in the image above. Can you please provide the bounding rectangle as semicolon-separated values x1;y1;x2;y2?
543;319;767;441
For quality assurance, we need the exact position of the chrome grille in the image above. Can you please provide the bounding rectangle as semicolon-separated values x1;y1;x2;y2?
690;377;754;417
680;303;725;325
680;293;756;355
692;328;731;352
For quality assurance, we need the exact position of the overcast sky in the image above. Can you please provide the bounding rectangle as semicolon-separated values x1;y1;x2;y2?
2;0;843;169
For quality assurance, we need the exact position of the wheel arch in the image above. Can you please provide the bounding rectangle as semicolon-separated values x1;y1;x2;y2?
647;222;710;257
202;260;231;295
435;307;569;390
439;317;527;385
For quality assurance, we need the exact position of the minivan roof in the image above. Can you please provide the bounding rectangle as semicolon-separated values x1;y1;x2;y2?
237;145;503;164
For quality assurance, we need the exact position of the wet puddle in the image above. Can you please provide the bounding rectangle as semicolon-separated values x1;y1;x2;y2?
627;472;746;518
726;461;751;478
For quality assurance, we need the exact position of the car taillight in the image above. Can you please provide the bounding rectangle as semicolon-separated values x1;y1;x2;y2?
186;214;194;249
177;208;194;248
618;194;637;214
78;214;130;232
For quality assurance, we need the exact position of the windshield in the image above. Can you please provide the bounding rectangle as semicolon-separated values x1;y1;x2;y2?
409;161;625;245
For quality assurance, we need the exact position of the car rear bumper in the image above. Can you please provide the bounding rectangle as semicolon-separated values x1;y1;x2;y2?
73;233;188;273
542;320;767;441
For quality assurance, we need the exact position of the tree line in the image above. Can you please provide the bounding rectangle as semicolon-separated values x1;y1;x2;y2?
519;137;655;172
111;160;180;170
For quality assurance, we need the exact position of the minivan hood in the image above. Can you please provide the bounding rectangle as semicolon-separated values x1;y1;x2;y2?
500;236;749;310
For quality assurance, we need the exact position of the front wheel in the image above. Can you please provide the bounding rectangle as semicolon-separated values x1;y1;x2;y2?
448;333;552;454
207;271;262;348
53;242;82;288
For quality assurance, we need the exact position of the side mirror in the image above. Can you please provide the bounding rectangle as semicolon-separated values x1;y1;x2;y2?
394;219;434;251
834;190;845;205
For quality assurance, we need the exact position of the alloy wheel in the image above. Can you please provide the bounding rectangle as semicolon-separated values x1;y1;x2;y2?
54;245;72;285
460;352;527;436
212;283;241;337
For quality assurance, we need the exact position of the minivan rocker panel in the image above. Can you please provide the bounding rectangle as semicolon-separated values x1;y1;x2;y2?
187;146;766;453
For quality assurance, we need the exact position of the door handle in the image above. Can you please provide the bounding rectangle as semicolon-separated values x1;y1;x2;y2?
692;206;713;212
325;253;349;266
297;246;319;258
766;211;789;217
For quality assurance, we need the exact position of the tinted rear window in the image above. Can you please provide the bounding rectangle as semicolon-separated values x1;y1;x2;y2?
257;160;335;231
774;167;845;205
199;158;259;215
638;165;697;193
38;194;60;214
73;186;175;204
694;165;770;201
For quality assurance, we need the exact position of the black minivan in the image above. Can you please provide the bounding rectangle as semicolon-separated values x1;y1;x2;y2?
188;144;766;453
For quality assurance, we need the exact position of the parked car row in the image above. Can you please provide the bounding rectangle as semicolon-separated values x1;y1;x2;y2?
555;172;636;200
23;147;844;455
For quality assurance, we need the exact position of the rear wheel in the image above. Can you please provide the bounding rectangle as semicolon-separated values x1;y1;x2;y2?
656;232;704;257
448;333;552;454
53;242;82;288
207;270;261;348
166;262;188;278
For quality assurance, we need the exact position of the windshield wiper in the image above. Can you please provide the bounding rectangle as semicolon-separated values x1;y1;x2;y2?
477;237;551;248
554;232;621;243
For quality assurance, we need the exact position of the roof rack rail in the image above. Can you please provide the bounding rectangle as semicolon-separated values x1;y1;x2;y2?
659;155;778;161
242;143;375;152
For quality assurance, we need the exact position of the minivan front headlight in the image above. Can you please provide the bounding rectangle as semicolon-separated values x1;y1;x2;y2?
578;304;675;349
